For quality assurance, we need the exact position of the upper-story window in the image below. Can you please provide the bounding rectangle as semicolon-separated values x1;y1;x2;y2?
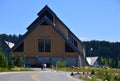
69;36;78;47
38;39;51;52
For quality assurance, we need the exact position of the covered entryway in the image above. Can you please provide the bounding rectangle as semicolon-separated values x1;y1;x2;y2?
38;57;50;67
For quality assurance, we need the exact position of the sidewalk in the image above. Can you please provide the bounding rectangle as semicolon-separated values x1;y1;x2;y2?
29;68;56;72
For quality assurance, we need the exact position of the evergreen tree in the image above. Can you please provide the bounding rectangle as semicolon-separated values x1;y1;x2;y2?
84;40;120;68
8;53;14;69
0;34;120;68
0;49;8;68
15;56;23;67
8;61;14;69
118;61;120;68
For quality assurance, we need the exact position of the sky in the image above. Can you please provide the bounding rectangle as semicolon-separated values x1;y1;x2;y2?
0;0;120;42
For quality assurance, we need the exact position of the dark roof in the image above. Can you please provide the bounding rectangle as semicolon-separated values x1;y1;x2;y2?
27;5;69;31
27;5;57;30
27;5;83;44
11;5;84;57
37;5;57;17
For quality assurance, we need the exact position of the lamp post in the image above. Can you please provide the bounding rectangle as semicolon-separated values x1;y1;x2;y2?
90;47;93;57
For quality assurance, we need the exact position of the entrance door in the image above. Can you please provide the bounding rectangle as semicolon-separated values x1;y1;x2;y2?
38;57;50;67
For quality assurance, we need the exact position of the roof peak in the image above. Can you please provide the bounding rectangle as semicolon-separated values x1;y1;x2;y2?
37;5;56;17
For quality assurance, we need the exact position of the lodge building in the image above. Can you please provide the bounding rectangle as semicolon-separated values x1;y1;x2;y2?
11;5;85;67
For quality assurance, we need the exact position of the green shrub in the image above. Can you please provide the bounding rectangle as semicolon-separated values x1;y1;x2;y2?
103;73;111;81
8;61;14;69
56;60;66;68
15;56;24;67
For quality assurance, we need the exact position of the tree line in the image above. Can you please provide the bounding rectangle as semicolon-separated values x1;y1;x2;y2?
0;48;24;69
0;34;120;68
0;34;23;69
83;40;120;68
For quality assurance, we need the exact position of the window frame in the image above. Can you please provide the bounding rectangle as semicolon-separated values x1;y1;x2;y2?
38;39;51;52
65;42;75;53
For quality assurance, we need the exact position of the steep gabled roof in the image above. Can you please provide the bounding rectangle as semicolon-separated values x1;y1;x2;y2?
27;5;83;44
11;5;84;57
27;5;70;32
86;57;98;66
5;41;15;49
37;5;57;17
27;5;57;30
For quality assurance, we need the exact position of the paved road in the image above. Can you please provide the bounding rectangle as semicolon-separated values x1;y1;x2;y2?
0;70;81;81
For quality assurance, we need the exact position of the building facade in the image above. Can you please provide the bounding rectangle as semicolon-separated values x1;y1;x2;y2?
11;5;85;67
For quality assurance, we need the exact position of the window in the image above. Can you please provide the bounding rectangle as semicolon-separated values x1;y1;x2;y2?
38;39;51;52
73;40;78;47
38;39;44;52
13;42;24;52
65;42;75;52
40;21;49;25
69;35;78;47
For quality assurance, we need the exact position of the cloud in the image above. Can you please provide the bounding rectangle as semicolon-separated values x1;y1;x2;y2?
79;37;90;41
79;36;120;42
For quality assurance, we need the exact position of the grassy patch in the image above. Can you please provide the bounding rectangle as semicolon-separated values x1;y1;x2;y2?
11;67;33;71
0;67;33;72
79;68;120;81
52;67;91;72
79;75;98;81
0;67;9;72
52;67;120;81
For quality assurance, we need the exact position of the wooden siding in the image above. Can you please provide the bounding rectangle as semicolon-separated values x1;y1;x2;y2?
12;24;78;57
12;52;24;57
11;6;85;67
12;26;81;58
55;17;68;37
65;53;78;57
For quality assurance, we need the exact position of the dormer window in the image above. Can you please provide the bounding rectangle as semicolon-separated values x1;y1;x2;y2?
39;10;53;23
40;21;49;25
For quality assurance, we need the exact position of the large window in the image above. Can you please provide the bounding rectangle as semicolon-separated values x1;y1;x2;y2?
13;42;24;52
38;39;51;52
65;42;75;52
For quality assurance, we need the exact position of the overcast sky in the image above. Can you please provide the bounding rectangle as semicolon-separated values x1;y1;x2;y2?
0;0;120;42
